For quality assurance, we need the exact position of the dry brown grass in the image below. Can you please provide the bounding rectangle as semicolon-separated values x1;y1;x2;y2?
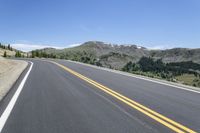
0;48;16;57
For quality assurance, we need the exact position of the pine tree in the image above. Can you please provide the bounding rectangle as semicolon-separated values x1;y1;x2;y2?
10;46;13;51
8;44;10;50
18;51;21;57
15;51;21;57
3;51;7;57
31;51;35;58
15;51;18;57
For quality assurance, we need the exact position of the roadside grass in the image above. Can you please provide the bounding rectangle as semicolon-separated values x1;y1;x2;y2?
0;48;16;57
129;71;200;88
176;74;200;87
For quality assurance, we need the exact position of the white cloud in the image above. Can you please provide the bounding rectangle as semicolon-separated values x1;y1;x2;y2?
67;43;81;48
11;43;81;52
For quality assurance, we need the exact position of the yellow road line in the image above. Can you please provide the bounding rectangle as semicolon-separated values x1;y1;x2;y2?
52;61;196;133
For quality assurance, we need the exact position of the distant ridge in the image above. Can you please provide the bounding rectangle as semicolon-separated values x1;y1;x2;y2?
33;41;200;69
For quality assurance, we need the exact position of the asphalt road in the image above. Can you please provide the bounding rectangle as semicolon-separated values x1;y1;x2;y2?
0;59;199;133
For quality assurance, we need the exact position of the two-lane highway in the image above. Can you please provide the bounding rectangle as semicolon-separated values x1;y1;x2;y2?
56;59;200;132
0;59;199;132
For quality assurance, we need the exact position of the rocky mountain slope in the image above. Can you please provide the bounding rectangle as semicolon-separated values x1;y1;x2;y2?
150;48;200;64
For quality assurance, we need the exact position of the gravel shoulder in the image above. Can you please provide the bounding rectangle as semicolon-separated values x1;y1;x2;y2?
0;57;28;101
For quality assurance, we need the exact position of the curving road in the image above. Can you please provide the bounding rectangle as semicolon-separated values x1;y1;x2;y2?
0;59;199;133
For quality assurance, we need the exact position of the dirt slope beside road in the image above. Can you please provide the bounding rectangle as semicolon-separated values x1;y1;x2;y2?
0;48;16;57
0;57;28;101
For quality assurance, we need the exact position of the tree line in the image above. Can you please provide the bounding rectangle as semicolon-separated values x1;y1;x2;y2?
0;43;25;58
29;50;103;66
1;43;13;57
122;57;200;79
30;50;57;58
0;43;13;51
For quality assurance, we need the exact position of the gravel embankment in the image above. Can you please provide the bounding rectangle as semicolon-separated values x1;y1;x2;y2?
0;57;28;101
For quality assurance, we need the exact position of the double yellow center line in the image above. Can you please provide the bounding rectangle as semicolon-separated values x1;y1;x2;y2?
52;61;196;133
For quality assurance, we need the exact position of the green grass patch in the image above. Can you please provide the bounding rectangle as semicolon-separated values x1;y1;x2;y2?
176;74;200;87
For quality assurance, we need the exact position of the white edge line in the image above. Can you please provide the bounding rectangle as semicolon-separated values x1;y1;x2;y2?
0;61;33;132
65;60;200;94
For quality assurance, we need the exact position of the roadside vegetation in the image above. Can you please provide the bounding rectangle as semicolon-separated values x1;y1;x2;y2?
121;57;200;87
0;43;15;57
0;43;13;51
30;49;102;66
0;43;26;58
30;50;57;58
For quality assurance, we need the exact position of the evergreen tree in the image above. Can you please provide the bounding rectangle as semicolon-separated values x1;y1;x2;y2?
31;51;35;58
8;44;10;50
3;51;7;57
18;51;21;57
35;50;39;57
15;51;21;57
122;61;133;72
15;51;18;57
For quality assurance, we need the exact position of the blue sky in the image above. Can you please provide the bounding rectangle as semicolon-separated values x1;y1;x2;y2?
0;0;200;51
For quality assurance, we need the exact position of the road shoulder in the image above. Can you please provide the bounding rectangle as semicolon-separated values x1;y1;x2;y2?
0;57;28;101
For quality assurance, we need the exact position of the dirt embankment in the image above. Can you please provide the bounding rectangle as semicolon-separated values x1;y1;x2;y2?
0;57;28;101
0;48;16;57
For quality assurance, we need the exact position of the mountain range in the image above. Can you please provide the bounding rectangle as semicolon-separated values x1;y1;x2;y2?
34;41;200;69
